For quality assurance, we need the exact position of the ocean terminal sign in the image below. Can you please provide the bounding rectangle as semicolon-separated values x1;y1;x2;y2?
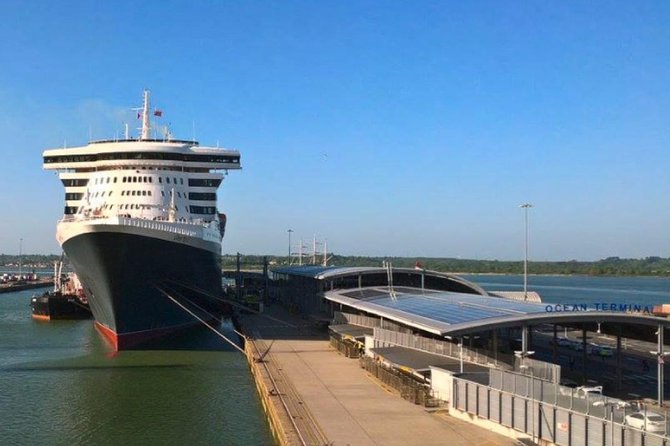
544;303;653;314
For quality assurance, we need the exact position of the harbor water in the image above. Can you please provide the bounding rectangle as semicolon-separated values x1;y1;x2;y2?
1;274;669;445
463;274;670;306
0;288;273;446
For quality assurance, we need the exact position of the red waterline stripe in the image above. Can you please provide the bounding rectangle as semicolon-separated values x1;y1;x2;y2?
94;321;119;351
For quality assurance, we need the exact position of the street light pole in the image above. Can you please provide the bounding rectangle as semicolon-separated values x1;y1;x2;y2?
594;401;624;446
519;203;533;300
18;238;23;277
652;323;667;407
517;351;536;443
287;229;293;265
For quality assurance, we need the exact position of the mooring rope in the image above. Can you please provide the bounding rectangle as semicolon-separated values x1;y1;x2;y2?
158;282;311;445
159;281;249;338
154;284;245;354
164;278;298;328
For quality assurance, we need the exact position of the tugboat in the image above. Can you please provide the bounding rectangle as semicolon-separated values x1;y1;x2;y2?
31;262;91;320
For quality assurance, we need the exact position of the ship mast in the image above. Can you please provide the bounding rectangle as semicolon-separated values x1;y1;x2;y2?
141;90;151;140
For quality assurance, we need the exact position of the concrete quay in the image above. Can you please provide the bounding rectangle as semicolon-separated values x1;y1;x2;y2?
237;305;518;446
0;279;53;294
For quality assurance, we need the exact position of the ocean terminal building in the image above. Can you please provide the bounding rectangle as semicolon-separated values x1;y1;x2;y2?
270;265;670;445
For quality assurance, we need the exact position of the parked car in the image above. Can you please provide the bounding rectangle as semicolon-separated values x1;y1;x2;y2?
575;386;603;398
596;346;614;357
559;378;578;388
558;383;601;397
572;342;594;354
625;412;666;432
586;342;602;354
558;379;579;396
551;338;573;348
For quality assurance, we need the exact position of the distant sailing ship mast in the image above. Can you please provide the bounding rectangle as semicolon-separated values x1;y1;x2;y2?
289;235;331;266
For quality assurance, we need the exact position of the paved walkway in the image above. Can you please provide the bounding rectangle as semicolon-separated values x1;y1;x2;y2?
239;306;517;446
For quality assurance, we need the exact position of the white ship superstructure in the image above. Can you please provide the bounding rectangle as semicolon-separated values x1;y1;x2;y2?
42;90;241;349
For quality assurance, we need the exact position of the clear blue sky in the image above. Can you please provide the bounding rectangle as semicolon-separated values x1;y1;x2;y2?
0;1;668;261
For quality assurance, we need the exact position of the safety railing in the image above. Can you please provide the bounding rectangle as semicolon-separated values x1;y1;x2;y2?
454;370;670;446
372;327;514;371
58;215;213;237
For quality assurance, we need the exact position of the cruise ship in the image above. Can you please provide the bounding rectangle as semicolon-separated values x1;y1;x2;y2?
43;90;241;349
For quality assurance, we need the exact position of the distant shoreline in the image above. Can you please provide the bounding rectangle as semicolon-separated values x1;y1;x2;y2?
459;272;670;279
3;254;670;278
220;254;670;277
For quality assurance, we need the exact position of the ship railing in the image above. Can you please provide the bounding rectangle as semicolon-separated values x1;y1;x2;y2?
58;215;115;223
117;216;200;237
58;215;213;237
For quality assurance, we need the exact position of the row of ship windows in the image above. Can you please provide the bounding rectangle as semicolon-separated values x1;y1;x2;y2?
64;177;221;187
122;190;153;197
63;205;217;215
93;176;185;185
66;192;216;200
61;179;89;187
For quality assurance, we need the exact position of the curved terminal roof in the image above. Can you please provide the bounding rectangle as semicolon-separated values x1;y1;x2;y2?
271;265;489;296
324;286;670;337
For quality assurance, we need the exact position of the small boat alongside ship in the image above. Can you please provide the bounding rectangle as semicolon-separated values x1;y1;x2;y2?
31;263;91;320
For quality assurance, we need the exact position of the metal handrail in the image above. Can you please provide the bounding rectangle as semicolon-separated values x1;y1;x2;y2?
58;215;215;235
452;375;670;440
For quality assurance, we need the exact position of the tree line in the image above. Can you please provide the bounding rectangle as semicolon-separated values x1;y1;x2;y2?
0;254;62;267
222;254;670;276
3;254;669;276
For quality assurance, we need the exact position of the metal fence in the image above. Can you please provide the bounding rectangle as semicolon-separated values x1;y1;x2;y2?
359;355;441;407
330;335;361;358
513;356;562;384
333;311;380;327
334;313;557;377
333;311;412;333
454;370;670;446
372;327;514;371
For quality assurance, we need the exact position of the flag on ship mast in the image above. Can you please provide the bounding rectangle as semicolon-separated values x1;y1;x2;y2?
154;109;163;117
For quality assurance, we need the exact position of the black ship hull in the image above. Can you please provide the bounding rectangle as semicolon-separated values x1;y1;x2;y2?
31;292;92;320
62;230;225;350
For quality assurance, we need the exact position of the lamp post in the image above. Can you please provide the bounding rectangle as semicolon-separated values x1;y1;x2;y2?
445;335;464;374
594;401;630;446
459;338;464;374
287;229;293;265
516;350;536;442
519;203;533;300
18;238;23;277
